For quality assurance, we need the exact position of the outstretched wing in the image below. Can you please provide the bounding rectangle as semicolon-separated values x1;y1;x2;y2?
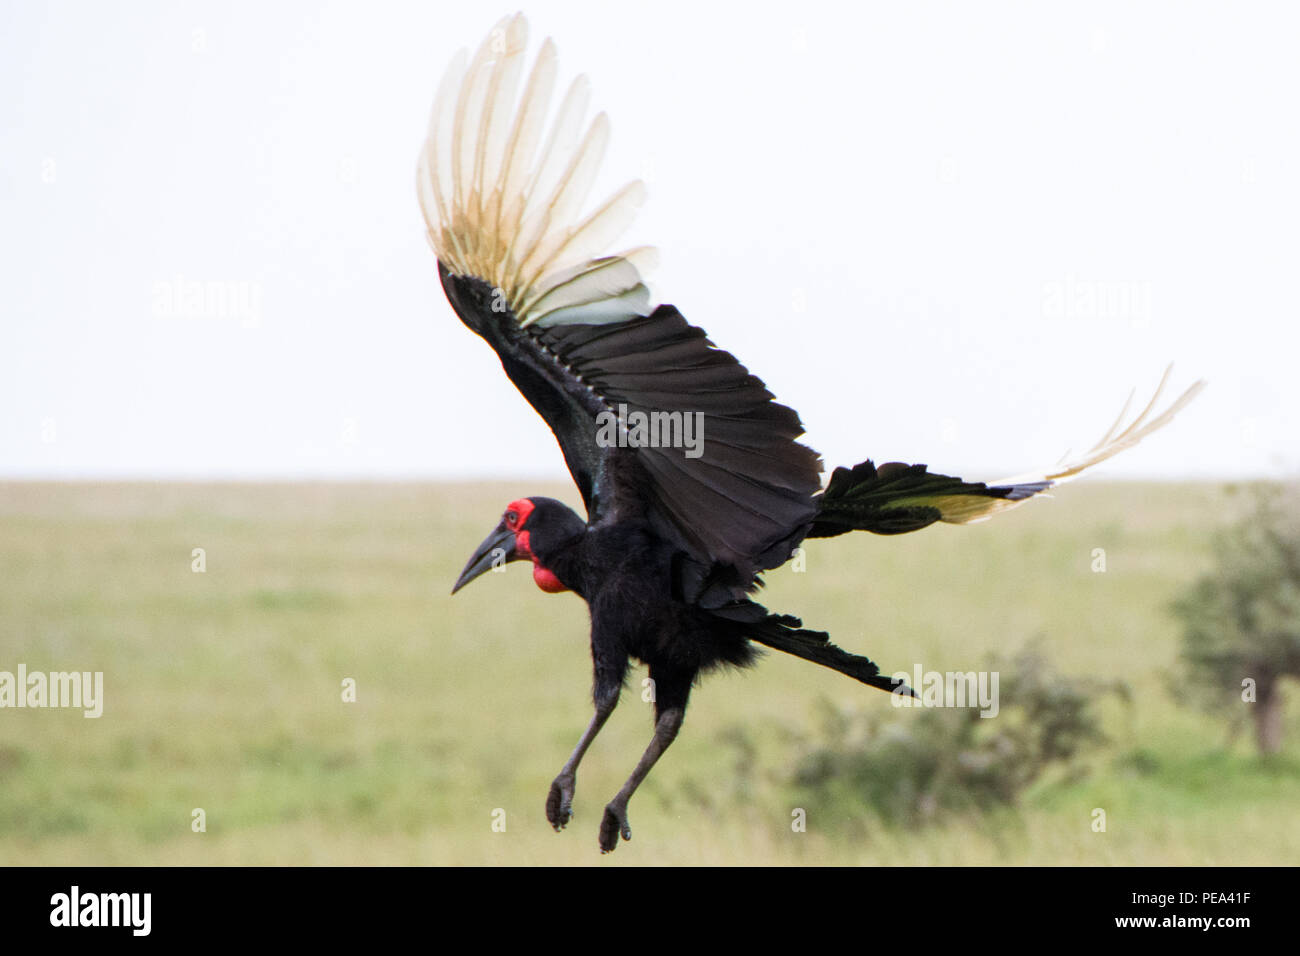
421;16;823;603
807;460;1052;538
807;366;1206;538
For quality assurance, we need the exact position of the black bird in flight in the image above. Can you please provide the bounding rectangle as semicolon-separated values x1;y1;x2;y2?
419;15;1203;853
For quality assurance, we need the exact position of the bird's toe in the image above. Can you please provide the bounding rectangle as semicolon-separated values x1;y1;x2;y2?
546;775;575;831
598;801;631;853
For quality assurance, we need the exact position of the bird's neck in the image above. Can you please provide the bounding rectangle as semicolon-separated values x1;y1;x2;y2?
525;526;589;597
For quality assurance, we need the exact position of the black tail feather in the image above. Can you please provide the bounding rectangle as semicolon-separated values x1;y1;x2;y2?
709;601;913;696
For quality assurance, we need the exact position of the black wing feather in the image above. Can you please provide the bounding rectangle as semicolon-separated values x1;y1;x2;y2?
807;459;1050;538
442;267;822;604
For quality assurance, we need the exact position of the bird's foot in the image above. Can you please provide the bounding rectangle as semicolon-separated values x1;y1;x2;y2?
598;799;632;854
546;773;576;831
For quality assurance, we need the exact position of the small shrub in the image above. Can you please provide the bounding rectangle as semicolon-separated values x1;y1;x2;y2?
788;643;1127;827
1171;482;1300;755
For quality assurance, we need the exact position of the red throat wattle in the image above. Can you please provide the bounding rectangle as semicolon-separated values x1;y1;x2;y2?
507;498;570;594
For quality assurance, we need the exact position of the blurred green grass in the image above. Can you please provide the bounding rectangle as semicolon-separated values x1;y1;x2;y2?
0;480;1296;865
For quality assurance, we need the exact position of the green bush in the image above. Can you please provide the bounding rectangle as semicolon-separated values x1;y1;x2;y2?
789;644;1127;827
1171;482;1300;755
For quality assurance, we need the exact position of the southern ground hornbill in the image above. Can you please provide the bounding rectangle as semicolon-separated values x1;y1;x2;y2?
419;15;1204;853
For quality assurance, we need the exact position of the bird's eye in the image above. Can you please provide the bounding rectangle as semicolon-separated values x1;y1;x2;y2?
505;511;518;527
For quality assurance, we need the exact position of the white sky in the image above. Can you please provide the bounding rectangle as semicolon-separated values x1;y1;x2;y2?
2;1;1296;481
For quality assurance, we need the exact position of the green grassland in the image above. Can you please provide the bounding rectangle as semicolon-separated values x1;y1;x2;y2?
0;480;1296;865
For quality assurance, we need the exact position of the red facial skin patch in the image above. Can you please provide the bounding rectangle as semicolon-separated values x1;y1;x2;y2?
531;565;569;593
504;498;570;594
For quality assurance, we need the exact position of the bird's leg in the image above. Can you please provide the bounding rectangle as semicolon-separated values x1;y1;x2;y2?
598;707;683;853
546;685;617;831
598;664;693;854
547;644;627;832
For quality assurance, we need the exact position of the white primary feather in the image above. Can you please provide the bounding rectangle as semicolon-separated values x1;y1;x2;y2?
966;364;1208;520
891;367;1206;528
419;14;654;329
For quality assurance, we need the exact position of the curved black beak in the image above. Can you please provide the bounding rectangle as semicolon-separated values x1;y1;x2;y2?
451;522;518;594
